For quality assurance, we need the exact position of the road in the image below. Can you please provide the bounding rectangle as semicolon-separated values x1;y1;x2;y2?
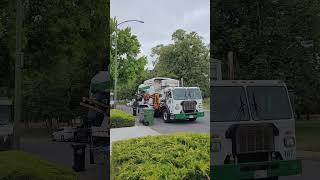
21;137;108;180
117;105;210;134
281;160;320;180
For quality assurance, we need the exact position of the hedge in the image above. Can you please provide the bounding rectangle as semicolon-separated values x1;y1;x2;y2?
111;109;135;128
0;151;78;180
111;133;210;180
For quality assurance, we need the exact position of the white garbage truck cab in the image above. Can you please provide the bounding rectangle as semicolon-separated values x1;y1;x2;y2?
210;80;302;180
160;86;204;122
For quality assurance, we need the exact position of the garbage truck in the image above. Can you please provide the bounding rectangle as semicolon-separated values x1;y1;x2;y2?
0;97;13;150
133;77;205;122
78;71;109;164
210;80;302;180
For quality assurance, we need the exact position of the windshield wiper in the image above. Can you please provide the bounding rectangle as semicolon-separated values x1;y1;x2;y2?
251;92;265;119
234;96;246;120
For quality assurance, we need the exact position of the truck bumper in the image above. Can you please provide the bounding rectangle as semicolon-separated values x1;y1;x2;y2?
173;112;205;120
210;160;302;180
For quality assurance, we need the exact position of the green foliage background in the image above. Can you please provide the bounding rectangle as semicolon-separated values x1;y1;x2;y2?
0;0;109;123
212;0;320;115
111;24;210;99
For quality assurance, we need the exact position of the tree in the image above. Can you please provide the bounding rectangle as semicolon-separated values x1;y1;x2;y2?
151;29;210;96
0;0;110;123
212;0;320;115
110;17;147;99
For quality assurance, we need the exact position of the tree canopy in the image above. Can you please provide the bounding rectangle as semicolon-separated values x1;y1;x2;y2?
0;0;109;123
151;29;210;97
212;0;320;115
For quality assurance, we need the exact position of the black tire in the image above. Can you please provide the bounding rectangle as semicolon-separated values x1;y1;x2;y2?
154;109;160;117
133;108;137;116
189;118;197;121
162;109;172;123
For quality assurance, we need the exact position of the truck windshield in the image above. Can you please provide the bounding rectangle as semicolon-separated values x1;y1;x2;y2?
0;105;10;125
173;89;187;100
247;86;292;120
211;86;249;122
188;89;202;99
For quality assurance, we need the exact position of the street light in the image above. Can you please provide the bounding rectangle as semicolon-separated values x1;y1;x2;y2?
113;19;144;108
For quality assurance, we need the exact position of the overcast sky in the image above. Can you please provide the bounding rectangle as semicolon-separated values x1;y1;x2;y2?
111;0;210;69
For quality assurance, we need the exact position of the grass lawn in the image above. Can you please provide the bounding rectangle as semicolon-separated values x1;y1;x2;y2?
0;150;77;180
296;120;320;151
203;98;210;110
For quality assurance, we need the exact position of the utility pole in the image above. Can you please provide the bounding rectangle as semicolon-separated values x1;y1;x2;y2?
113;29;118;109
113;19;144;109
14;0;23;149
228;51;234;80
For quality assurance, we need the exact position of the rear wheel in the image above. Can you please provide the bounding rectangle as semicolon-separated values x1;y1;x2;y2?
162;109;172;123
132;108;137;116
154;109;160;117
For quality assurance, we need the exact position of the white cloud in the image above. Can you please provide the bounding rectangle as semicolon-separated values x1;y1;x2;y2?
111;0;210;69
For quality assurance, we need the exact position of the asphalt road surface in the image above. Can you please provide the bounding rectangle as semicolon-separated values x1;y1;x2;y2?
117;105;210;134
21;137;108;180
280;160;320;180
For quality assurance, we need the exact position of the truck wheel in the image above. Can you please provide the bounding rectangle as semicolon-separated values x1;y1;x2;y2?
154;109;160;117
162;109;172;123
189;118;197;121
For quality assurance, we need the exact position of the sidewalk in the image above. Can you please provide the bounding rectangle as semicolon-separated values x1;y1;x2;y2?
110;126;160;151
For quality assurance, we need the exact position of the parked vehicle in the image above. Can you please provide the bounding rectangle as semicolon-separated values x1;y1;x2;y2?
52;127;76;142
0;97;13;150
133;77;204;122
211;80;302;180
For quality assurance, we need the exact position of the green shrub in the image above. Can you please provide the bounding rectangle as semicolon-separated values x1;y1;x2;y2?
111;133;210;180
0;150;77;180
111;109;135;128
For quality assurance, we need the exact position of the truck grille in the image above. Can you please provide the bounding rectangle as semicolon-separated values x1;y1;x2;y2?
182;101;196;112
235;124;275;154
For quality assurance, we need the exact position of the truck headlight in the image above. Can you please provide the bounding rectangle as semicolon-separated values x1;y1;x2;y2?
211;141;221;152
198;103;202;109
284;136;295;147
